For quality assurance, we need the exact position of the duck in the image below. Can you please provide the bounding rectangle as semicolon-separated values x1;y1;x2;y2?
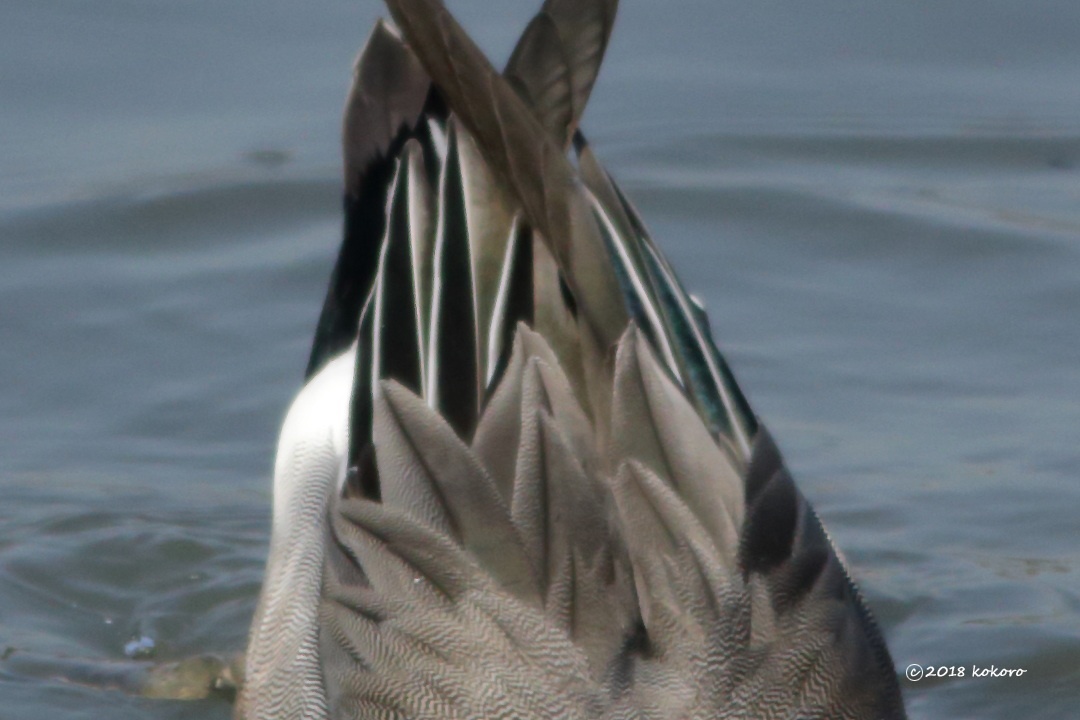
238;0;907;718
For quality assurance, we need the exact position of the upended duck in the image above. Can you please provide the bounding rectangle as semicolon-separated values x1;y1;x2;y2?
239;0;907;718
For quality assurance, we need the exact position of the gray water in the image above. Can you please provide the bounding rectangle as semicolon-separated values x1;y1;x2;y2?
2;1;1079;717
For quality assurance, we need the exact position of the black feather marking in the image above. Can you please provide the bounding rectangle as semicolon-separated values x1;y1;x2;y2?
737;427;905;711
771;542;830;615
342;446;380;502
306;146;400;380
571;129;587;154
373;159;423;395
430;124;480;438
307;22;430;379
347;293;378;500
608;619;650;695
485;219;534;399
773;493;836;611
740;465;799;576
505;225;535;330
743;425;784;505
415;87;450;187
557;273;578;319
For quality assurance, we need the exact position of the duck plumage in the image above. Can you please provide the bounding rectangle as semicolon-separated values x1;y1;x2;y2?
239;1;906;718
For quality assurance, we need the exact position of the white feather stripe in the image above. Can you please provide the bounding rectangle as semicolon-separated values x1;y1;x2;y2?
588;193;681;380
457;124;517;384
405;139;435;391
485;214;523;387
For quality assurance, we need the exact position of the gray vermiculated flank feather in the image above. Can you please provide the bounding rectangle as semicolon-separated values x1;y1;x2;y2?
240;1;907;719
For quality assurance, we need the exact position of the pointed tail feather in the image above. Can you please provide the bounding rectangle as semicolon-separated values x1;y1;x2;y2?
504;0;620;148
383;0;628;351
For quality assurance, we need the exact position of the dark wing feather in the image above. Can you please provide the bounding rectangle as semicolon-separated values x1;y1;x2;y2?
504;0;619;147
307;22;431;378
372;151;424;396
428;120;480;437
739;427;905;716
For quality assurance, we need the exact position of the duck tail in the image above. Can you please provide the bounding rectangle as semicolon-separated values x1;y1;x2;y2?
256;3;909;718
